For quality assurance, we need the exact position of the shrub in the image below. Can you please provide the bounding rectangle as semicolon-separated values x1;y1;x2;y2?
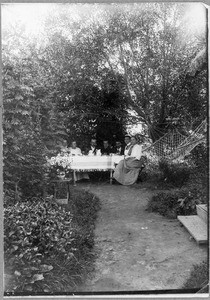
65;189;101;257
4;198;74;293
146;188;201;218
190;143;208;173
4;188;101;294
159;159;191;187
143;157;162;181
187;143;208;189
184;181;208;204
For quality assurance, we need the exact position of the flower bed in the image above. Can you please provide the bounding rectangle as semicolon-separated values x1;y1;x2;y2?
4;188;101;295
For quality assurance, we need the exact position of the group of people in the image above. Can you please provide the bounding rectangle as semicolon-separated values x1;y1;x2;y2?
60;136;131;157
59;134;145;186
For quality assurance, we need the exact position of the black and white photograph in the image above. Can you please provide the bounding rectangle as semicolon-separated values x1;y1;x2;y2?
2;1;209;297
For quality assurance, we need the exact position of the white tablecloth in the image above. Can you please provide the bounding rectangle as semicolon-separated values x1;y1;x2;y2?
69;155;124;171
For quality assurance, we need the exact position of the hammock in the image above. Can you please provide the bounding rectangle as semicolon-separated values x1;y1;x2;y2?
142;119;207;162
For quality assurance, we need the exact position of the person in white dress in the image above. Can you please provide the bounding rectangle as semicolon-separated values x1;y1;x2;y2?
125;137;142;160
69;141;89;182
69;141;82;156
113;135;144;185
58;139;70;156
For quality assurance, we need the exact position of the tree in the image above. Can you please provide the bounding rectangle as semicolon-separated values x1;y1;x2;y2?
2;3;207;200
42;13;129;148
38;3;207;142
69;3;207;141
2;20;68;199
188;48;207;77
94;73;128;146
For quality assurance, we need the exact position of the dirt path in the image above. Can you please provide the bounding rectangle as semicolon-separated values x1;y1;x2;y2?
78;182;207;292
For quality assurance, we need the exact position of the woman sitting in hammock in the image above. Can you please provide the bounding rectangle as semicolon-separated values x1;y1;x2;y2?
113;135;143;185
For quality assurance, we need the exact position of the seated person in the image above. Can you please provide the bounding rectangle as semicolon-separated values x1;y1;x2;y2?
101;140;112;155
69;141;82;156
113;141;124;155
86;138;99;155
113;135;144;186
69;141;89;182
58;139;70;156
124;135;132;155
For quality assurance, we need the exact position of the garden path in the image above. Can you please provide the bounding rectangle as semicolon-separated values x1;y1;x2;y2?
77;182;207;292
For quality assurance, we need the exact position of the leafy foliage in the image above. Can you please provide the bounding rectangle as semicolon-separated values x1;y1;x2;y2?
65;189;101;255
68;3;207;141
2;3;207;201
2;22;67;200
189;143;208;181
159;159;192;187
142;157;163;181
146;188;202;219
4;189;101;294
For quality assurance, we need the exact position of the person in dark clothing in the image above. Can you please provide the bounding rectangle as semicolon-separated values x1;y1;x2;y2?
124;135;132;155
113;141;124;155
100;140;113;155
86;138;99;155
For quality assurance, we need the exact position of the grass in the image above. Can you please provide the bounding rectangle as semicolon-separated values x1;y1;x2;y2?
182;261;209;293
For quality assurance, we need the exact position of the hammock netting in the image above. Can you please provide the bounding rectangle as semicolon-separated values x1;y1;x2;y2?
142;119;207;162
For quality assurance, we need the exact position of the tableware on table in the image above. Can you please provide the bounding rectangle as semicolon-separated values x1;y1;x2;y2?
96;149;101;156
88;150;94;156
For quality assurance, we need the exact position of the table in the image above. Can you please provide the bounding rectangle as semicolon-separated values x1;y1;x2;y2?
69;155;124;185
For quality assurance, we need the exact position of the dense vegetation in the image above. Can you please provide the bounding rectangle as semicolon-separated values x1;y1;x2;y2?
147;188;202;218
2;2;207;200
145;141;208;218
4;189;101;294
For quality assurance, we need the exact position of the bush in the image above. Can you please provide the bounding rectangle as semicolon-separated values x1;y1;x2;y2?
142;156;163;182
159;159;191;187
4;189;101;294
65;189;101;256
190;143;208;173
3;125;48;202
184;181;208;204
146;188;201;218
182;261;208;293
188;143;208;189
